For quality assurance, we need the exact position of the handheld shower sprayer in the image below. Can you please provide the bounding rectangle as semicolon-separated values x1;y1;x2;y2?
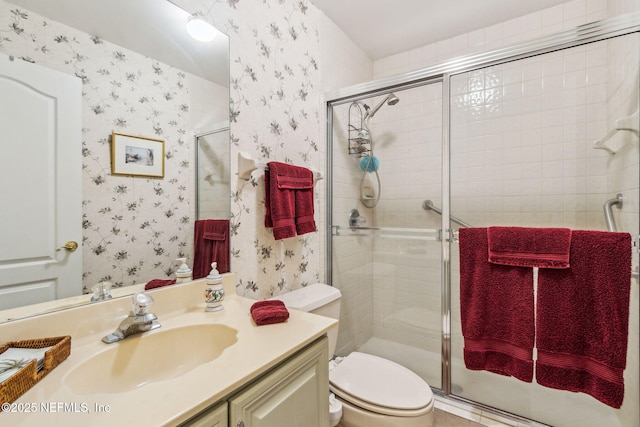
363;92;399;120
348;92;400;208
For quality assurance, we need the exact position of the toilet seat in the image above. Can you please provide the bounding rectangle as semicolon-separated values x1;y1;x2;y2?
329;352;433;417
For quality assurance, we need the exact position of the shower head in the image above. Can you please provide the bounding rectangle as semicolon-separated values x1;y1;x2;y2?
364;92;399;120
386;93;400;105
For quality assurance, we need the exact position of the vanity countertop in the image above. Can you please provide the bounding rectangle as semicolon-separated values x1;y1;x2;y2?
0;274;337;426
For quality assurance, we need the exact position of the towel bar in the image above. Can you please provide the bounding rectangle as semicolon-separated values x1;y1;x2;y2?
237;152;323;182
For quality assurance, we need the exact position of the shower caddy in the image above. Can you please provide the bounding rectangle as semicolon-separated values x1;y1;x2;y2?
347;102;370;157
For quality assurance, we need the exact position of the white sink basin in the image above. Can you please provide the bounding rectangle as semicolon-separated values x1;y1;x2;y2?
65;324;238;394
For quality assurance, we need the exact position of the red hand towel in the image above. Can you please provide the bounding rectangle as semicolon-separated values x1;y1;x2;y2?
265;162;315;240
459;228;535;382
250;299;285;314
487;226;571;268
144;279;176;290
536;230;632;408
250;300;290;326
193;219;230;279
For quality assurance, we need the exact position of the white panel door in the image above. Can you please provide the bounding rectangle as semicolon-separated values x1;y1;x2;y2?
0;53;82;310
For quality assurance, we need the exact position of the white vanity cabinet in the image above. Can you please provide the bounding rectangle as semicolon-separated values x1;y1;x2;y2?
181;336;328;427
229;335;329;427
182;402;228;427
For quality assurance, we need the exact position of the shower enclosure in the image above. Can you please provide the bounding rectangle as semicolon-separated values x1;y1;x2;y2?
326;15;639;427
195;122;231;220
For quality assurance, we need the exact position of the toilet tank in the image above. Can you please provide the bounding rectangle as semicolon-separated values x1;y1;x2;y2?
276;283;341;359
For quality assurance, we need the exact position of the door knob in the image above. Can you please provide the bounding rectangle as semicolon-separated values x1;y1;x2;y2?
56;241;78;252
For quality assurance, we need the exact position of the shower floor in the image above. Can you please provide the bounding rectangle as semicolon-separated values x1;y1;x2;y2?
357;336;625;427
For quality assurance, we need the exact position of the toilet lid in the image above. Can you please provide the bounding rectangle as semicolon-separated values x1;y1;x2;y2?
329;352;433;411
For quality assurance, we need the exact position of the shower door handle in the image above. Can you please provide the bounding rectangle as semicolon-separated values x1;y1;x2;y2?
437;229;459;242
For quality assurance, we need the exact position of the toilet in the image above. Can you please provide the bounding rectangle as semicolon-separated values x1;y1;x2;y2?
276;283;434;427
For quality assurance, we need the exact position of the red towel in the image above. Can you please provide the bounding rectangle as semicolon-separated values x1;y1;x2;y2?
265;162;315;240
144;279;176;290
487;226;571;268
250;299;285;313
193;219;230;279
536;230;632;408
250;300;290;325
458;228;535;382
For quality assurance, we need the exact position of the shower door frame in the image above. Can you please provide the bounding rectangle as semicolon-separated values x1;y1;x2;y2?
325;11;640;425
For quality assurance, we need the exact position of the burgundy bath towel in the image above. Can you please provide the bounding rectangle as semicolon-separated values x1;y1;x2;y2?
487;226;571;268
265;162;316;240
536;230;632;408
193;219;230;279
458;228;535;382
250;300;290;326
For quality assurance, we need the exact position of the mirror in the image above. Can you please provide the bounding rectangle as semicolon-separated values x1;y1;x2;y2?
195;123;231;220
0;0;230;322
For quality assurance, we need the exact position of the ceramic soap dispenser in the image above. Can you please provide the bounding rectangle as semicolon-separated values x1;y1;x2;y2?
175;257;193;284
204;262;224;311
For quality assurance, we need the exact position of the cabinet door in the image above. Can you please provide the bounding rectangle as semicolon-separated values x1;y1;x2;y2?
229;336;329;427
181;401;228;427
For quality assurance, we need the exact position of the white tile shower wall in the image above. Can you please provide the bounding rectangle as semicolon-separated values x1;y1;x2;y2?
364;2;616;371
197;131;231;220
450;44;613;230
331;101;375;355
609;0;640;15
367;2;637;425
605;34;639;233
367;84;444;360
373;0;608;80
330;83;446;359
604;31;639;427
331;236;374;355
446;33;639;427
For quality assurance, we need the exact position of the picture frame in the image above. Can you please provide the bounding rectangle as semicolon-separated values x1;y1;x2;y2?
111;132;165;178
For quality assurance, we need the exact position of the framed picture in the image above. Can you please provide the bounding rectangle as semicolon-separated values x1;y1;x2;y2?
111;132;165;178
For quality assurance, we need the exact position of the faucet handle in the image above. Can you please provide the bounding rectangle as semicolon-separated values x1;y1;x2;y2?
131;292;154;315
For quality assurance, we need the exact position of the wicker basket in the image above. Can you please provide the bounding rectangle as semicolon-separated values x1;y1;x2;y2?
0;336;71;409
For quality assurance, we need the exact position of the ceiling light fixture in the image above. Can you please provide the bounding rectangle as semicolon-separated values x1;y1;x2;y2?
186;15;217;42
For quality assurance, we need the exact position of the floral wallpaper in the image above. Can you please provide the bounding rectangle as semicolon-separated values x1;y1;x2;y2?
178;0;325;299
1;0;332;299
0;0;221;291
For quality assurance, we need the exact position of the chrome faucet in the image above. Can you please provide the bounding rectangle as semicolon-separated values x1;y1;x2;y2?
102;293;161;344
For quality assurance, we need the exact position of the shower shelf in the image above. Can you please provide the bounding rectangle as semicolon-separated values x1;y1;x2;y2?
593;109;639;154
332;225;441;241
347;102;371;157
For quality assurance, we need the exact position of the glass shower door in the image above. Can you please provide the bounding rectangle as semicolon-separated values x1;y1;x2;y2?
330;81;445;390
195;126;231;220
449;34;639;427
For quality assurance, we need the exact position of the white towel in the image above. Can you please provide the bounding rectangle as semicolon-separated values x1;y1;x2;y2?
0;346;52;383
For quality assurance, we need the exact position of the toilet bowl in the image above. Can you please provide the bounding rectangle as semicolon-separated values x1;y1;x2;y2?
276;284;435;427
329;392;343;427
